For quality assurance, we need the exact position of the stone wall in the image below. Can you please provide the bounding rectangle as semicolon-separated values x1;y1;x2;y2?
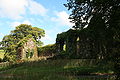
17;38;38;59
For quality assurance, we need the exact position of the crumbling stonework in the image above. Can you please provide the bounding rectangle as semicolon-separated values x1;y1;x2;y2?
17;38;38;59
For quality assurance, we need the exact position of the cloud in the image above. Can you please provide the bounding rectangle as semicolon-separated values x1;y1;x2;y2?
41;34;54;45
0;33;4;41
0;0;47;19
28;0;48;16
41;34;53;41
11;20;32;28
0;0;28;19
41;29;53;42
41;29;56;45
22;20;32;25
0;39;2;42
0;33;4;37
51;11;74;27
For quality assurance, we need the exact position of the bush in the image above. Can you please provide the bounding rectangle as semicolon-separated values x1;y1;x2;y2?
38;44;57;56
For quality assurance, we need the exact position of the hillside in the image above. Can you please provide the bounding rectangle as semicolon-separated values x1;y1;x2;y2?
0;59;115;80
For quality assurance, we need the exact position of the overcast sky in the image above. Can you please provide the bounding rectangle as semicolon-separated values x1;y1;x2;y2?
0;0;74;45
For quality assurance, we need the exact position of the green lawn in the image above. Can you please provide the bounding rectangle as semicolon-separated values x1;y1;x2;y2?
0;50;5;59
0;59;115;80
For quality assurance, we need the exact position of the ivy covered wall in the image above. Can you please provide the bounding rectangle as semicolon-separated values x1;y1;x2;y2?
17;36;38;59
56;29;98;59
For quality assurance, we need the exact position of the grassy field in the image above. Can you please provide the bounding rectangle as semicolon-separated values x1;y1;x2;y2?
0;59;115;80
0;50;5;59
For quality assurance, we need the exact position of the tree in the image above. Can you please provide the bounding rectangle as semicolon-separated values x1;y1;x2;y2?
11;24;45;46
1;24;45;62
65;0;120;29
65;0;120;79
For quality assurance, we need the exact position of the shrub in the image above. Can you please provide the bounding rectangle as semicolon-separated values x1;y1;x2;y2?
38;44;57;56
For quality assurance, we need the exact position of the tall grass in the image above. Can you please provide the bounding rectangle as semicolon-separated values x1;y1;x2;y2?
0;59;115;80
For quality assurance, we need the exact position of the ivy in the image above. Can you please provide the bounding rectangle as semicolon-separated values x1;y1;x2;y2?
1;24;44;62
38;44;56;56
17;35;36;47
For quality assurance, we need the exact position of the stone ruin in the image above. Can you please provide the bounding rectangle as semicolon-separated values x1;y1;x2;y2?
17;38;38;59
56;29;97;59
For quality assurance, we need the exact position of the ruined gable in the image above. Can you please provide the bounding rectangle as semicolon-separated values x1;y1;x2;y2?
17;38;38;59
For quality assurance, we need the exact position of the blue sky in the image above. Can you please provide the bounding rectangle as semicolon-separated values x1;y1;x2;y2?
0;0;74;45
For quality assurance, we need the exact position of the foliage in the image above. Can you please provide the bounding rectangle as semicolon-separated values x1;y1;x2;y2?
56;32;67;52
17;35;36;47
38;44;57;56
56;29;79;58
64;0;120;57
0;59;115;80
26;49;34;58
0;24;45;62
56;32;67;42
64;0;120;29
64;0;120;79
0;50;5;60
56;29;97;59
48;50;70;60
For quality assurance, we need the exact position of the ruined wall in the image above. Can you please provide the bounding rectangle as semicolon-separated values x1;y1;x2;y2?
17;38;38;59
56;29;97;59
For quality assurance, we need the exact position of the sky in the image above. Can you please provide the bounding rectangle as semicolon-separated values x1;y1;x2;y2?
0;0;74;45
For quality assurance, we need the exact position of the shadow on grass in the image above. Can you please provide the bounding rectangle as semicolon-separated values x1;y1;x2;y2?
0;59;116;80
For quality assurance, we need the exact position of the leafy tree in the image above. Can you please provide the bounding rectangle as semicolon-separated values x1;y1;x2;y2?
1;24;45;62
65;0;120;79
65;0;120;29
11;24;45;46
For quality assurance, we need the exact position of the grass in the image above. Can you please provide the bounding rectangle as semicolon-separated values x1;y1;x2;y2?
0;59;115;80
0;50;5;59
